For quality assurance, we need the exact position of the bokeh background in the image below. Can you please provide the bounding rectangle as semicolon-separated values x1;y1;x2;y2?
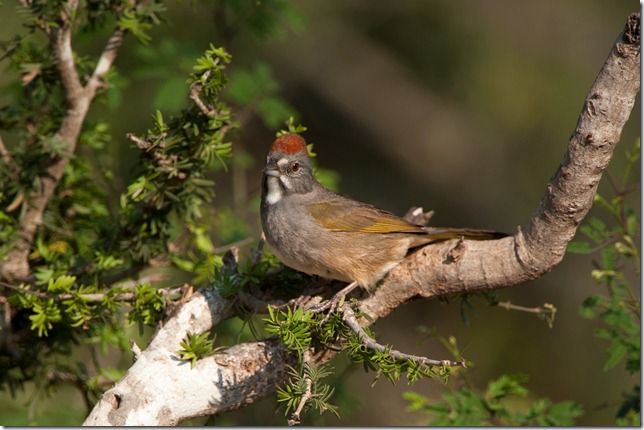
0;0;640;425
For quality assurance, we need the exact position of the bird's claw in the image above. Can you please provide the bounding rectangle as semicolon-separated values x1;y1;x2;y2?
309;293;346;325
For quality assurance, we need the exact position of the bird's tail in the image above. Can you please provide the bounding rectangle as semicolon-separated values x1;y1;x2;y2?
423;227;509;242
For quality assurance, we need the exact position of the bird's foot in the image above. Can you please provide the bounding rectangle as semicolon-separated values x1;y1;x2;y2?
309;281;359;325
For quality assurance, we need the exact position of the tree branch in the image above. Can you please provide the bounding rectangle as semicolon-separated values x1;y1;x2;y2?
341;305;464;367
0;134;16;174
190;69;217;117
496;301;557;328
287;372;313;426
83;13;640;426
84;289;294;426
0;278;178;303
0;2;129;283
86;27;126;96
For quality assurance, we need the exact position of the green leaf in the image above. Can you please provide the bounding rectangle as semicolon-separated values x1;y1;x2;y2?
589;217;607;234
263;306;313;359
604;341;628;371
118;10;153;45
544;401;584;426
567;240;593;254
178;331;216;369
600;246;617;272
487;374;528;399
95;253;125;271
403;391;429;412
29;299;62;337
47;275;76;293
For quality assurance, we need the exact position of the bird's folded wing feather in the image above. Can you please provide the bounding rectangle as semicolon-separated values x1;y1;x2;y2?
308;200;425;234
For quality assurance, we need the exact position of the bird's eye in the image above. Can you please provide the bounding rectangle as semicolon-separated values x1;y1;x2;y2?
291;161;300;172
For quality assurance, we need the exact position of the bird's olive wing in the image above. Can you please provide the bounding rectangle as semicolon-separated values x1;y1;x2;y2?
308;200;425;234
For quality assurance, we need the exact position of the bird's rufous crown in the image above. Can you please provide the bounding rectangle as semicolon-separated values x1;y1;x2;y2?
270;133;307;155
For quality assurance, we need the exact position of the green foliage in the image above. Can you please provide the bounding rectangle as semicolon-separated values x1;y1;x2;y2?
276;362;340;422
264;306;314;360
178;331;219;369
28;298;63;337
127;283;165;330
119;44;235;262
569;139;640;422
0;0;314;424
117;2;167;45
213;268;243;299
0;0;246;407
264;304;460;423
404;374;583;426
616;385;641;425
1;0;635;426
343;326;447;386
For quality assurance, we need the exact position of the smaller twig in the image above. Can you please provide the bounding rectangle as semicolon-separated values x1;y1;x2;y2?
496;300;552;313
46;369;114;412
496;301;556;328
580;234;623;255
46;369;83;385
289;285;326;310
190;84;215;117
0;295;11;331
287;351;314;426
212;237;255;254
0;134;17;174
130;339;142;361
342;306;465;367
0;281;181;303
189;69;216;117
86;27;126;94
126;132;154;150
126;131;184;178
287;374;312;426
45;370;91;410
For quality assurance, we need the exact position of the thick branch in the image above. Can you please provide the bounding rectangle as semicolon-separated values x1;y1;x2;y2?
83;289;296;425
359;13;640;316
84;14;640;426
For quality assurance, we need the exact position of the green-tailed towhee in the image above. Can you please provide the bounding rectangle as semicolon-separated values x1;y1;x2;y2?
260;133;505;298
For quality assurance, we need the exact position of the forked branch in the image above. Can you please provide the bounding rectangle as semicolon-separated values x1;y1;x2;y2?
0;2;130;282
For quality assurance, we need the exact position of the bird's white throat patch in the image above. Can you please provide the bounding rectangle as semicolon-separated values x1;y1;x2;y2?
265;158;293;205
265;176;282;205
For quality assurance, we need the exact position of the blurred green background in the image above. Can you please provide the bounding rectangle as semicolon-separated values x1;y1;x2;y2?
0;0;640;425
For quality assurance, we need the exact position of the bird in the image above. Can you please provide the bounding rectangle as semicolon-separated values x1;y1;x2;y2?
260;133;506;304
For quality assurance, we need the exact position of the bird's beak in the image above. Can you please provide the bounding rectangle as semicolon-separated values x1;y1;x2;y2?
262;160;279;177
